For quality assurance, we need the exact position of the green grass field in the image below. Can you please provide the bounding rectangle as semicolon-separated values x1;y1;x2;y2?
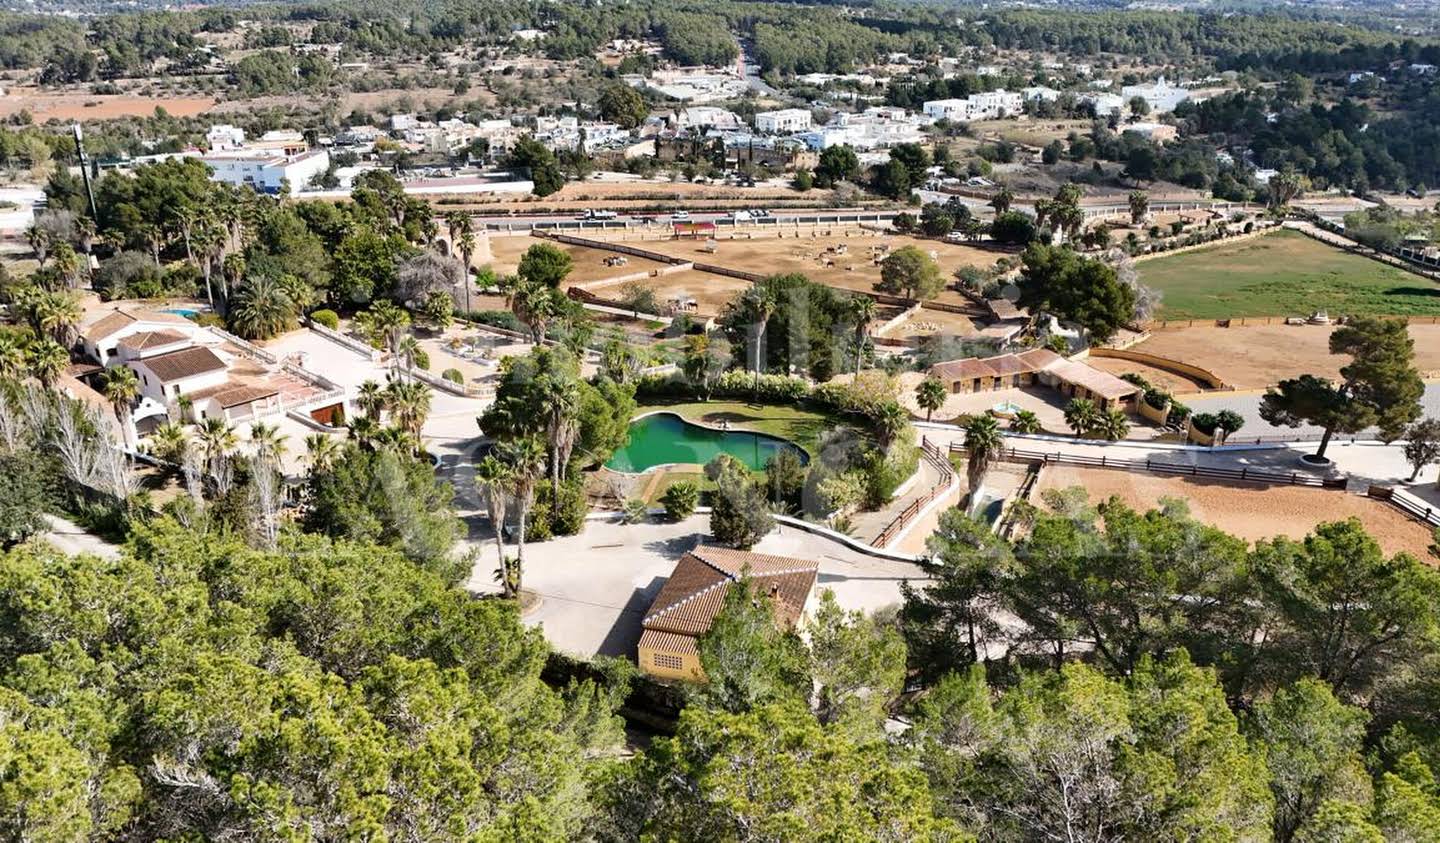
1137;229;1440;320
634;400;832;454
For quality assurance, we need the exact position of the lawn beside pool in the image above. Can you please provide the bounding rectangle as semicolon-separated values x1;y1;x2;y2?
634;400;833;455
1138;229;1440;320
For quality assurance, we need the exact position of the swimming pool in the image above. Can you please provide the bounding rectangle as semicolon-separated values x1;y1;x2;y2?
162;307;199;319
605;412;808;473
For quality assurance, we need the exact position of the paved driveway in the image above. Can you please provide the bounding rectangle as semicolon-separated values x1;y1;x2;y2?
464;514;929;659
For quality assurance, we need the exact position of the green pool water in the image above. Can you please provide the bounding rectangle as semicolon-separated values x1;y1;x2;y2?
605;412;808;473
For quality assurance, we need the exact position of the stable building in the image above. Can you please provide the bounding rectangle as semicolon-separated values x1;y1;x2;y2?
929;349;1140;410
638;546;818;682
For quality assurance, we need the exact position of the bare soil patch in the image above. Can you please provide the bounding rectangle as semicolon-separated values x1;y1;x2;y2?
605;269;753;317
0;87;215;122
1035;464;1436;560
611;232;998;309
484;235;672;282
1127;323;1440;390
1086;356;1210;394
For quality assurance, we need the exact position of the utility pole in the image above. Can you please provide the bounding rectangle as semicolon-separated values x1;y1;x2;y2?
72;124;99;220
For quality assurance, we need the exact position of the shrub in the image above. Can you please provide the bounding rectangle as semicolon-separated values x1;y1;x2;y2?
441;368;464;384
1190;412;1219;435
1143;389;1172;411
310;308;340;329
1120;372;1151;390
464;310;525;332
859;446;919;510
659;480;699;521
1167;401;1191;426
412;349;430;371
622;498;649;524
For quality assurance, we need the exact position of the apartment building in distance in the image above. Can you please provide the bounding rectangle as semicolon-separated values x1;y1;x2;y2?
755;108;813;134
922;90;1025;122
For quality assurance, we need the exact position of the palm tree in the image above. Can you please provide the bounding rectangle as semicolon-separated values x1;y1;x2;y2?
173;203;205;269
98;365;140;448
870;401;911;451
1063;398;1101;438
474;454;513;569
395;334;422;378
249;420;289;464
496;436;545;600
50;244;82;289
1010;409;1042;434
962;414;1005;496
739;287;776;400
446;211;476;314
681;334;716;399
197;416;238;490
373;426;419;455
989;187;1014;216
75;216;96;258
384;378;431;441
361;300;411;360
229;275;296;340
512;280;557;345
148;421;191;466
304;433;341;472
192;222;223;307
457;231;477;311
149;421;189;461
916;377;947;423
26;339;69;389
848;295;877;377
35;292;83;347
26;224;50;266
1093;408;1131;442
356;380;386;421
140;223;166;267
0;335;26;382
221;253;247;300
348;415;380;448
536;373;580;508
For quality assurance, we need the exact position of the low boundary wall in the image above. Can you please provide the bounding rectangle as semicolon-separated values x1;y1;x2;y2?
1084;346;1228;390
960;443;1348;489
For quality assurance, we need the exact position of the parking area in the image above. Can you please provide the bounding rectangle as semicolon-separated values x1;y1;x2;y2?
463;513;928;659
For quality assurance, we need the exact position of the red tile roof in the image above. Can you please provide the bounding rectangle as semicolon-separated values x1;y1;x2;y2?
82;308;191;343
133;346;225;383
117;330;188;352
641;546;818;640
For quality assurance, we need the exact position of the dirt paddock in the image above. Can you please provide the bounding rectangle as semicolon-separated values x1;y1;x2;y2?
483;235;672;283
1035;464;1436;560
589;231;1001;309
1124;322;1440;390
591;269;752;317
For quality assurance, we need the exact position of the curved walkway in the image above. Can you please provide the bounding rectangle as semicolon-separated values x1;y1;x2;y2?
462;513;929;659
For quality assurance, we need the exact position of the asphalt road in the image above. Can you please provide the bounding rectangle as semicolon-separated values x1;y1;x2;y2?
1184;382;1440;442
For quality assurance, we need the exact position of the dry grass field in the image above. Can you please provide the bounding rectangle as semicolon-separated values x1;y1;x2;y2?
1118;322;1440;390
0;87;215;121
1035;465;1436;560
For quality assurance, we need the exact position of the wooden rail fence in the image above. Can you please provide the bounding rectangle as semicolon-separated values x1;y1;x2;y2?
949;443;1347;489
1366;486;1440;528
874;437;955;548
